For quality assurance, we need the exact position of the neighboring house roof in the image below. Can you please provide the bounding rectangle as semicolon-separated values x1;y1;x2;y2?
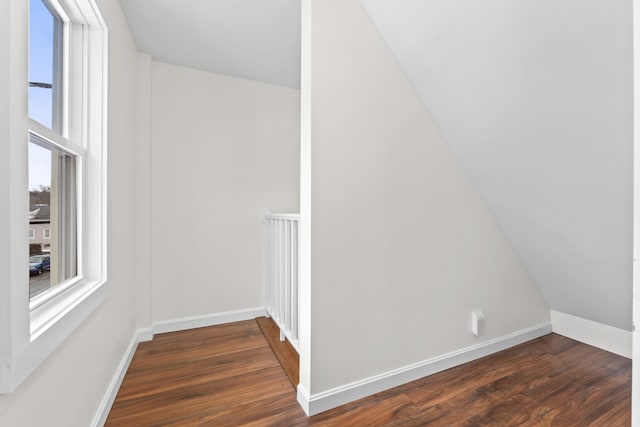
29;205;50;224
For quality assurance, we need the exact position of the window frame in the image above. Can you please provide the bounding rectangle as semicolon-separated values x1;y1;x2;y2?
0;0;107;393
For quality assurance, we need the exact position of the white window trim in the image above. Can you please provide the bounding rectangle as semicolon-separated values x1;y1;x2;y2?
29;229;35;240
0;0;107;393
44;229;50;239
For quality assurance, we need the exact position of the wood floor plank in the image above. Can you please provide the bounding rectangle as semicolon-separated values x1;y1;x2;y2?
106;323;630;426
115;346;278;400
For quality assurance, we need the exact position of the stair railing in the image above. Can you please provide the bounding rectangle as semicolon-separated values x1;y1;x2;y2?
262;209;300;352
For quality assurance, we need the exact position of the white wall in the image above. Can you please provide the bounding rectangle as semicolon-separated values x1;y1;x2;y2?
0;0;140;425
0;0;25;385
136;53;153;332
150;62;300;322
361;0;634;330
633;0;640;421
307;0;549;394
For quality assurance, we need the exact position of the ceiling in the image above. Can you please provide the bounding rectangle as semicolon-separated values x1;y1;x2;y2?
119;0;301;88
361;0;633;329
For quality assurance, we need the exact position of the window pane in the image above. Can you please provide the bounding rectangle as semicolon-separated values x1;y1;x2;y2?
29;0;61;131
29;140;77;300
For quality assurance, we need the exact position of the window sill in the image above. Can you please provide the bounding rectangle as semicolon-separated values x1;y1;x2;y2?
0;279;109;393
30;277;106;340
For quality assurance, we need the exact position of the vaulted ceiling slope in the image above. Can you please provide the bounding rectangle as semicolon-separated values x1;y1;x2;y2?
120;0;301;88
361;0;633;329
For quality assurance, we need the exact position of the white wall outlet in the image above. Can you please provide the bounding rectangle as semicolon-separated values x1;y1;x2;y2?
471;309;485;337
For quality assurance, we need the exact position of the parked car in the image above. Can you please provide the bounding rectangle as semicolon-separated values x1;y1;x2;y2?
29;254;50;276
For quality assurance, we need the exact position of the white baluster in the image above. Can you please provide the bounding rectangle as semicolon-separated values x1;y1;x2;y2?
284;219;291;340
292;220;298;340
265;218;270;318
271;219;276;318
279;219;285;339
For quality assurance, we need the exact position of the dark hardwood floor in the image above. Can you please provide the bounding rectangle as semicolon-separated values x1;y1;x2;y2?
105;320;307;426
106;320;631;426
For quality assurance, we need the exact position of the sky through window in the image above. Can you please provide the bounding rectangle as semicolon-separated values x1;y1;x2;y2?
29;0;55;189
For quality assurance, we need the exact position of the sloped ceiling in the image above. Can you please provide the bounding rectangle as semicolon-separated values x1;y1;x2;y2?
119;0;301;88
361;0;633;329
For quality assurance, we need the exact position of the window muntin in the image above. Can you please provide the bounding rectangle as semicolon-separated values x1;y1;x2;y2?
29;229;35;239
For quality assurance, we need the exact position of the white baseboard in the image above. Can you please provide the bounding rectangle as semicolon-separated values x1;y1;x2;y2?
297;384;312;415
92;306;267;426
151;307;266;335
91;333;140;427
137;327;154;343
550;310;631;358
297;322;552;416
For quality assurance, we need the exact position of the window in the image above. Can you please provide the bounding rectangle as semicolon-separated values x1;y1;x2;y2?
26;0;107;332
28;0;79;301
0;0;107;394
28;137;78;299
